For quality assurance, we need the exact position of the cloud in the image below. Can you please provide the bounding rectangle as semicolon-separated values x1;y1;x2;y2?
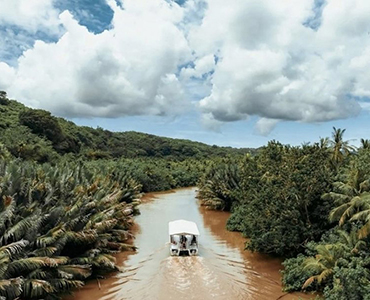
0;0;60;33
0;0;369;134
0;0;62;65
201;112;223;132
2;0;192;118
0;62;16;90
191;0;368;131
255;118;279;136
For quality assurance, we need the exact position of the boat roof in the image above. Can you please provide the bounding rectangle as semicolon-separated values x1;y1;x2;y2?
168;220;200;236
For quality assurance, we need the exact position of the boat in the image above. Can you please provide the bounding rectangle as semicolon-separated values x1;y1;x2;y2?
168;219;199;256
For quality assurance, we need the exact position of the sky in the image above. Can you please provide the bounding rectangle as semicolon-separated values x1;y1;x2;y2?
0;0;370;148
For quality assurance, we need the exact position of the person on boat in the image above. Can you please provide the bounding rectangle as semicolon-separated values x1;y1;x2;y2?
180;235;187;248
191;235;197;245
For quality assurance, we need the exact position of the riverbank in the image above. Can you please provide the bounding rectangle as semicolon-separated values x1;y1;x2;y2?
65;188;316;300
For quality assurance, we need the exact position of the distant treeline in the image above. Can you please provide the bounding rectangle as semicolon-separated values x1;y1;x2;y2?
0;91;252;163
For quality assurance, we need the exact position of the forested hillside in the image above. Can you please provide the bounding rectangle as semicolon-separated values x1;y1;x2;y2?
0;91;251;163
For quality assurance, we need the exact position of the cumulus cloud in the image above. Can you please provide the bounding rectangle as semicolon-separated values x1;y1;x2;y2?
0;62;16;90
0;0;62;65
0;0;369;134
191;0;369;134
201;112;223;132
3;0;192;118
255;118;279;136
0;0;60;32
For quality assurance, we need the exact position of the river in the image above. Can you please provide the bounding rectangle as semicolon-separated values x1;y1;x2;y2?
65;188;314;300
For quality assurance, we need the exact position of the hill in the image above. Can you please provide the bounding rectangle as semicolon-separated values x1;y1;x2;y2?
0;91;253;162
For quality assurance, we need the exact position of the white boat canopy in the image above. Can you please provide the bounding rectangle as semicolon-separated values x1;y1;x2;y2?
168;220;200;236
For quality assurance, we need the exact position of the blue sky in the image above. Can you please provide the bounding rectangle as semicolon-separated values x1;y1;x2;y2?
0;0;369;148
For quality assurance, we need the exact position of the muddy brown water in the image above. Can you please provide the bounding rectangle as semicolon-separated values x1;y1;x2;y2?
65;188;315;300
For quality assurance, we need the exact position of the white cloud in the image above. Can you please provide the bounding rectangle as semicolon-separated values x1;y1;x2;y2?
191;0;368;132
0;0;60;33
255;118;279;136
0;62;16;90
0;0;369;134
201;112;223;132
180;54;215;79
2;1;192;118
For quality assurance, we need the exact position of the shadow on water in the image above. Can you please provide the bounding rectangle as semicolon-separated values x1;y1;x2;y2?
65;188;315;300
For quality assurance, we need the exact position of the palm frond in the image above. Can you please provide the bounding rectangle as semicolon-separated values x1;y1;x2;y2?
358;222;370;239
329;203;351;224
1;215;41;244
92;220;118;233
27;269;49;279
332;182;355;196
0;278;23;299
58;265;92;279
36;226;66;248
49;279;84;292
0;240;29;257
7;256;68;276
302;276;316;289
31;247;58;257
23;279;55;298
66;230;98;244
92;254;116;270
317;269;333;284
360;180;370;193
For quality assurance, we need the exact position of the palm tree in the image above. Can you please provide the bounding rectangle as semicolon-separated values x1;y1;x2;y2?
337;230;366;254
327;168;370;224
325;167;370;238
360;138;370;150
329;127;355;167
302;243;347;289
0;159;141;299
318;137;330;149
198;160;242;211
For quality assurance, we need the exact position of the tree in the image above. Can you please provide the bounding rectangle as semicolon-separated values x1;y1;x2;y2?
0;160;141;299
0;91;9;105
329;127;355;168
360;138;370;150
325;168;370;238
302;243;347;289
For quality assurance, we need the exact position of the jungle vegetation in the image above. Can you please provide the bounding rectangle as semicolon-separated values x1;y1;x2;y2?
0;91;250;299
198;128;370;299
0;159;140;299
4;89;370;299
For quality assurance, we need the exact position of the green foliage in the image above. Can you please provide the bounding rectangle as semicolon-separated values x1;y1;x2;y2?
19;109;64;144
0;159;141;299
282;254;316;292
0;94;251;164
19;109;80;154
323;257;370;300
325;154;370;239
198;157;243;210
200;141;335;256
329;127;355;169
198;127;370;298
282;227;369;293
0;91;9;106
282;159;370;298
